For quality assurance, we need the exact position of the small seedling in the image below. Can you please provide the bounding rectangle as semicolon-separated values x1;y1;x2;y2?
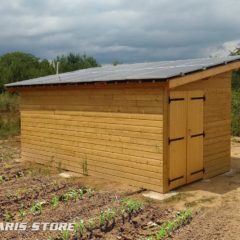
79;220;85;236
121;198;144;213
63;190;78;202
156;227;167;240
19;206;27;219
78;189;84;199
30;201;43;215
100;208;116;226
86;218;96;230
3;211;13;222
0;175;4;184
60;229;70;240
73;220;86;238
86;188;95;198
51;195;59;208
154;209;192;240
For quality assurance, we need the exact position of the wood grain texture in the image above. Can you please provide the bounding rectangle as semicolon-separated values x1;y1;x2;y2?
20;86;164;191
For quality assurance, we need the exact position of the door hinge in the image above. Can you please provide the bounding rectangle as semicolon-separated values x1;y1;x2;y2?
191;168;205;175
191;95;206;101
168;176;184;185
191;132;205;138
168;137;184;144
168;97;185;104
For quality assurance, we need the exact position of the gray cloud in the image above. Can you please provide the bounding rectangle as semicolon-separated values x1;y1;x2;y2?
0;0;240;63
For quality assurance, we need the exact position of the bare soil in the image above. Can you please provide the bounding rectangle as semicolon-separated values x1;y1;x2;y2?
1;137;240;239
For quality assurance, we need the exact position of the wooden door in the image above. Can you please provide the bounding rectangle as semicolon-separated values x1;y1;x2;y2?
168;91;204;190
168;92;187;190
187;91;204;183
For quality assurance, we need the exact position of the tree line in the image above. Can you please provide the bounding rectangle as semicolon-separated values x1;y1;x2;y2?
0;52;99;92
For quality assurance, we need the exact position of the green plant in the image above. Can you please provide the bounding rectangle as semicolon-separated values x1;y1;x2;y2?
0;175;4;183
30;201;43;215
86;188;95;198
86;218;96;230
156;227;167;240
60;229;70;240
63;190;79;202
51;195;59;208
78;220;85;236
154;209;192;240
3;211;13;222
78;189;85;199
19;206;27;219
100;208;116;226
121;198;144;213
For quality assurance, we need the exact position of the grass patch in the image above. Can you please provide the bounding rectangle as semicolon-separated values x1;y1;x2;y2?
162;192;192;203
184;196;216;208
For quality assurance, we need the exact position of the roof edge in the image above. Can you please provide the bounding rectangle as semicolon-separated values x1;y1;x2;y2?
169;60;240;88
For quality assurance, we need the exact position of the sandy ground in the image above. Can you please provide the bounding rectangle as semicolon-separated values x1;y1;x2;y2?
167;139;240;240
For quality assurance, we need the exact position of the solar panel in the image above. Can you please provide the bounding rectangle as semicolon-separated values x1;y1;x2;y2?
5;56;240;87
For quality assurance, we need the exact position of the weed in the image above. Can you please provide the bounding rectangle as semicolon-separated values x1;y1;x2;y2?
51;195;59;208
30;201;43;215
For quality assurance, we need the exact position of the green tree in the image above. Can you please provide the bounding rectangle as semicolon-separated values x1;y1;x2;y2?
53;53;99;73
0;52;54;92
230;47;240;136
230;48;240;56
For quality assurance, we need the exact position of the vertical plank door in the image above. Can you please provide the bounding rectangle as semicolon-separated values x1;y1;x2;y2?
168;92;187;190
187;91;204;183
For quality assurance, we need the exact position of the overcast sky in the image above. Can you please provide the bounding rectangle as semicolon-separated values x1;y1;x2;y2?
0;0;240;63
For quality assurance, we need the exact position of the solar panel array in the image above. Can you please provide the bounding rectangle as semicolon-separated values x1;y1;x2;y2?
6;56;240;87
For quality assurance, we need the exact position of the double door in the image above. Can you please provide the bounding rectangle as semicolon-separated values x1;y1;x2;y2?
168;91;205;190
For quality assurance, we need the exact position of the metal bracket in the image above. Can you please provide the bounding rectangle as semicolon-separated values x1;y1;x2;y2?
191;132;205;138
168;137;184;144
191;95;206;101
168;97;185;104
168;176;184;185
191;168;205;175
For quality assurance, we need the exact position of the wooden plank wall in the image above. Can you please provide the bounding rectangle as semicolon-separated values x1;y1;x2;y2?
174;72;232;178
20;86;164;192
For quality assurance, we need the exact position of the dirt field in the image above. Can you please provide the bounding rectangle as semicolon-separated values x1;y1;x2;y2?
1;137;240;239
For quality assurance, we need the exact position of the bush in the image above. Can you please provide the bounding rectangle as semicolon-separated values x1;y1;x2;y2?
232;90;240;136
0;92;20;139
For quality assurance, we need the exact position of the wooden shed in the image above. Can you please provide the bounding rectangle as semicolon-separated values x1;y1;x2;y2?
6;56;240;193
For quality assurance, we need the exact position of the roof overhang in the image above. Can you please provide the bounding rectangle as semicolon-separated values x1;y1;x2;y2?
168;61;240;89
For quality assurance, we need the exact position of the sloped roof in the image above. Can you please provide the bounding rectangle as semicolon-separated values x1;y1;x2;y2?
5;56;240;88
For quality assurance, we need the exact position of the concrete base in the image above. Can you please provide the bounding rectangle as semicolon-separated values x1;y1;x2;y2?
59;172;83;179
143;191;178;201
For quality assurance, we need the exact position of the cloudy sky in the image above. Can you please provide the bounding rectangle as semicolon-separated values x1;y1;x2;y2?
0;0;240;63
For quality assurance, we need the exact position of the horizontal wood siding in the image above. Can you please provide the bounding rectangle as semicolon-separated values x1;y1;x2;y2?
20;87;164;191
175;72;231;178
